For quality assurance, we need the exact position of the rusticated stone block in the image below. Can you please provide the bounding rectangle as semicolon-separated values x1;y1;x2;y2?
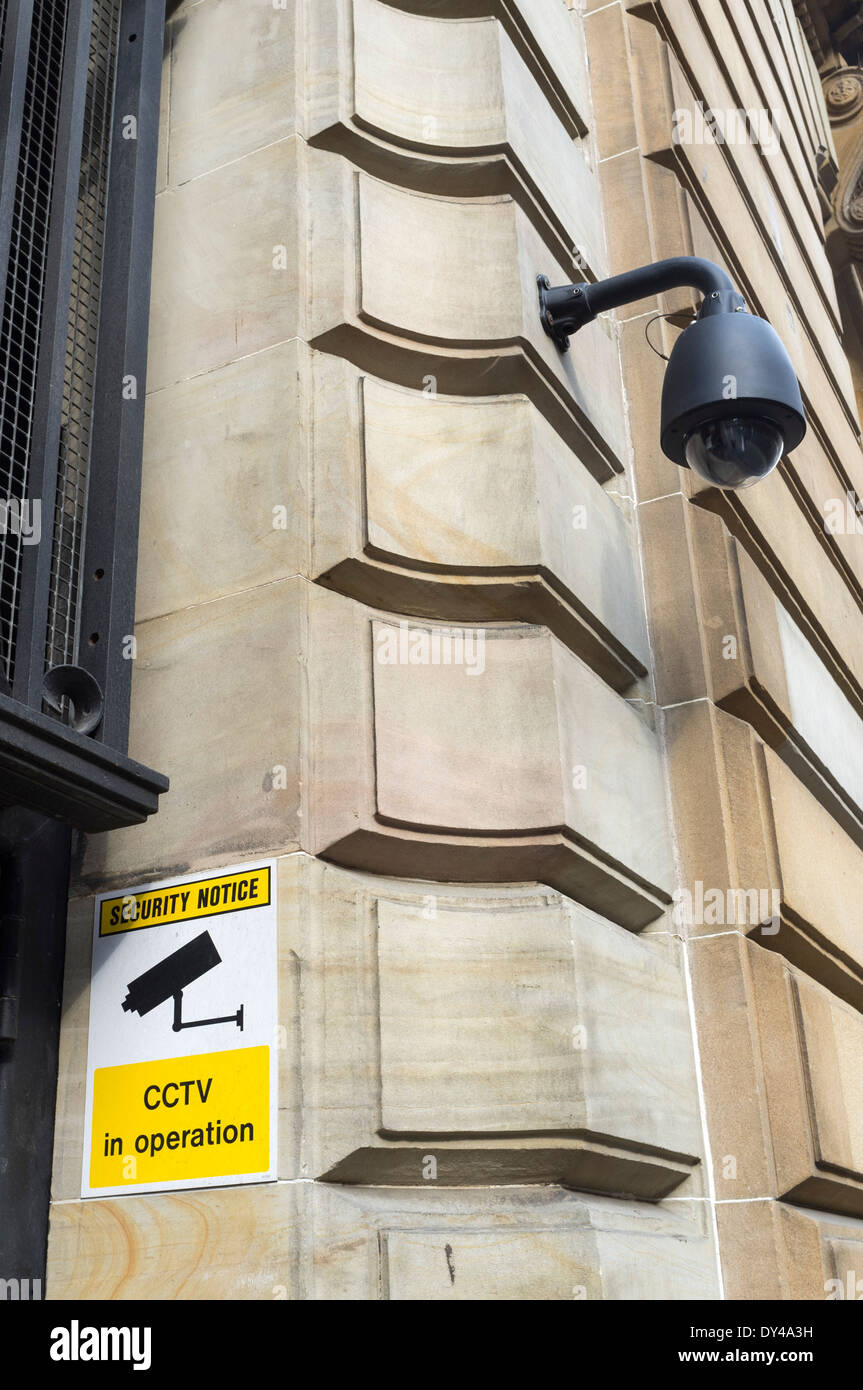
286;857;699;1194
635;1;841;341
690;932;863;1227
309;351;648;688
306;1184;717;1300
368;0;592;147
687;461;863;755
781;972;863;1213
305;148;627;481
79;576;663;917
716;1200;830;1302
665;699;863;1008
641;496;863;845
303;0;601;276
139;339;647;686
307;588;673;929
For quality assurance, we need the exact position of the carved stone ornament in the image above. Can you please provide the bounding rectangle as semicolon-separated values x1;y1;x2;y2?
824;69;863;122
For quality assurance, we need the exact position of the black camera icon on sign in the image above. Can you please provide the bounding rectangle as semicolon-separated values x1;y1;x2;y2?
121;930;243;1033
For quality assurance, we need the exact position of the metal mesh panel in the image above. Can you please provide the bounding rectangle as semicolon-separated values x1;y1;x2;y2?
0;0;68;690
45;0;121;675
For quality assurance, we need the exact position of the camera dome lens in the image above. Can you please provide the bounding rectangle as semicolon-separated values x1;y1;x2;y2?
683;417;784;489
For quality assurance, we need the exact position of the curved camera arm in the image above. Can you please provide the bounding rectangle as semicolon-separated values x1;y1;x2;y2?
538;256;745;352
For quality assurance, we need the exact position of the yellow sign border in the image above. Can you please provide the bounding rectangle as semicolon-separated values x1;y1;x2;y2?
99;866;271;936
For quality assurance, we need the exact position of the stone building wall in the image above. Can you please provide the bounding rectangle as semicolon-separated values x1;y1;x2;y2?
43;0;863;1299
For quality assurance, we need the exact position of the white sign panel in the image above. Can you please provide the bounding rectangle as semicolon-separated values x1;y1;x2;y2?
82;859;277;1198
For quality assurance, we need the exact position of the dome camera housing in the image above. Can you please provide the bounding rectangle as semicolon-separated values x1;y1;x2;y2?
538;257;806;491
660;310;805;489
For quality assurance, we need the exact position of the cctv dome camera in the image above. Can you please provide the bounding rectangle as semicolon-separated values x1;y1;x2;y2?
537;256;806;490
659;309;805;489
682;418;784;490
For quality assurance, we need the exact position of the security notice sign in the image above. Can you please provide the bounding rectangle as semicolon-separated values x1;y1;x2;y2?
82;860;277;1198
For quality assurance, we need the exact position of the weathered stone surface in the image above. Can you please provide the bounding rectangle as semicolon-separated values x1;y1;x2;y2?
307;589;673;929
310;351;649;687
597;148;665;321
634;0;838;316
739;0;834;169
630;0;822;237
284;857;700;1187
376;1205;711;1300
690;932;863;1228
789;429;863;597
169;0;296;185
306;1184;718;1301
79;579;303;893
716;1200;830;1302
655;49;858;438
641;495;863;844
763;748;863;1004
306;150;627;480
621;314;685;502
138;341;306;623
687;933;776;1205
148;137;300;392
695;472;863;730
47;1185;299;1300
782;970;863;1214
362;0;593;146
47;1182;718;1301
303;0;602;276
585;2;639;161
78;571;666;919
139;327;647;684
665;700;863;1008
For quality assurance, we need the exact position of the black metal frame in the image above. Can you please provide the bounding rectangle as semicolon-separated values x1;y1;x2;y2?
537;256;743;351
0;0;167;831
77;0;164;753
0;806;71;1292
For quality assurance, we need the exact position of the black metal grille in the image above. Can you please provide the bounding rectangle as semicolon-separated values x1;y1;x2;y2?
0;0;166;829
0;0;67;690
45;0;121;675
0;0;166;831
